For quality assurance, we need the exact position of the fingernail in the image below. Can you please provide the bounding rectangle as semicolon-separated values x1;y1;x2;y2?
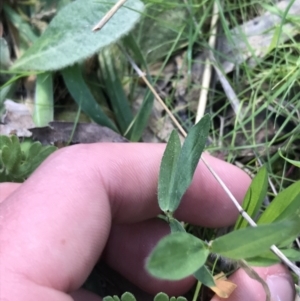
266;274;294;301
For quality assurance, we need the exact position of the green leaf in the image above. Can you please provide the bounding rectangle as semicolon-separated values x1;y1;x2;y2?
3;4;38;47
235;166;268;229
176;298;187;301
257;180;300;224
27;142;43;159
279;150;300;167
169;218;186;233
211;213;300;260
0;38;12;68
246;248;300;266
146;232;209;280
167;114;210;212
62;64;118;131
193;265;215;288
12;0;144;71
103;297;114;301
122;34;154;141
34;72;54;127
158;115;210;212
0;136;11;150
99;51;133;134
1;136;22;173
154;293;169;301
158;130;181;212
17;145;57;179
121;292;136;301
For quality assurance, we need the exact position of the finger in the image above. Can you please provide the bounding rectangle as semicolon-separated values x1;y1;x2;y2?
1;143;250;300
98;144;251;227
211;264;295;301
0;182;20;203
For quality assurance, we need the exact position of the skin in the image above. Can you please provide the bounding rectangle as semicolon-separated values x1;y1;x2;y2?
0;143;295;301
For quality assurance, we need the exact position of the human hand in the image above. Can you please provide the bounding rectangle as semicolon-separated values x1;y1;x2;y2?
0;143;295;301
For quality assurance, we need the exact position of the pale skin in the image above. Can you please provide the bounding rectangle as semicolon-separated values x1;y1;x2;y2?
0;143;295;301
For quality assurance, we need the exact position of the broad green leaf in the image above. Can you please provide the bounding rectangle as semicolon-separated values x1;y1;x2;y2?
194;265;215;287
0;136;11;149
154;293;169;301
167;114;210;212
1;136;22;173
257;180;300;224
235;166;268;229
17;145;57;179
99;51;133;134
62;64;118;131
169;218;186;233
176;298;187;301
146;232;209;280
211;213;300;260
279;150;300;167
121;292;136;301
34;72;54;127
12;0;144;71
27;142;43;159
158;130;181;212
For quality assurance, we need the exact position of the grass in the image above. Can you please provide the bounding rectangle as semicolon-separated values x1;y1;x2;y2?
1;0;300;299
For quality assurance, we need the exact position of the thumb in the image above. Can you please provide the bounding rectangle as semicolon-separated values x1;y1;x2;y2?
211;264;295;301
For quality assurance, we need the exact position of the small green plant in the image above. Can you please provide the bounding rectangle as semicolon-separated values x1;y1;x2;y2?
103;292;187;301
146;114;300;297
0;135;57;182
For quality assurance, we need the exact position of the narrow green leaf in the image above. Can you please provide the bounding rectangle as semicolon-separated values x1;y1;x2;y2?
146;232;209;280
126;90;154;141
12;0;144;71
167;114;210;212
121;292;136;301
257;180;300;224
279;150;300;167
246;248;300;267
62;64;118;131
169;218;186;233
211;213;300;260
154;293;169;301
3;4;38;46
193;265;215;288
0;38;12;68
158;130;181;212
123;34;154;141
100;51;133;134
235;166;268;229
34;72;54;127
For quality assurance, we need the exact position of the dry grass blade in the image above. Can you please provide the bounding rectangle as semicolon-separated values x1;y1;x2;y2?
92;0;127;31
196;1;219;122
